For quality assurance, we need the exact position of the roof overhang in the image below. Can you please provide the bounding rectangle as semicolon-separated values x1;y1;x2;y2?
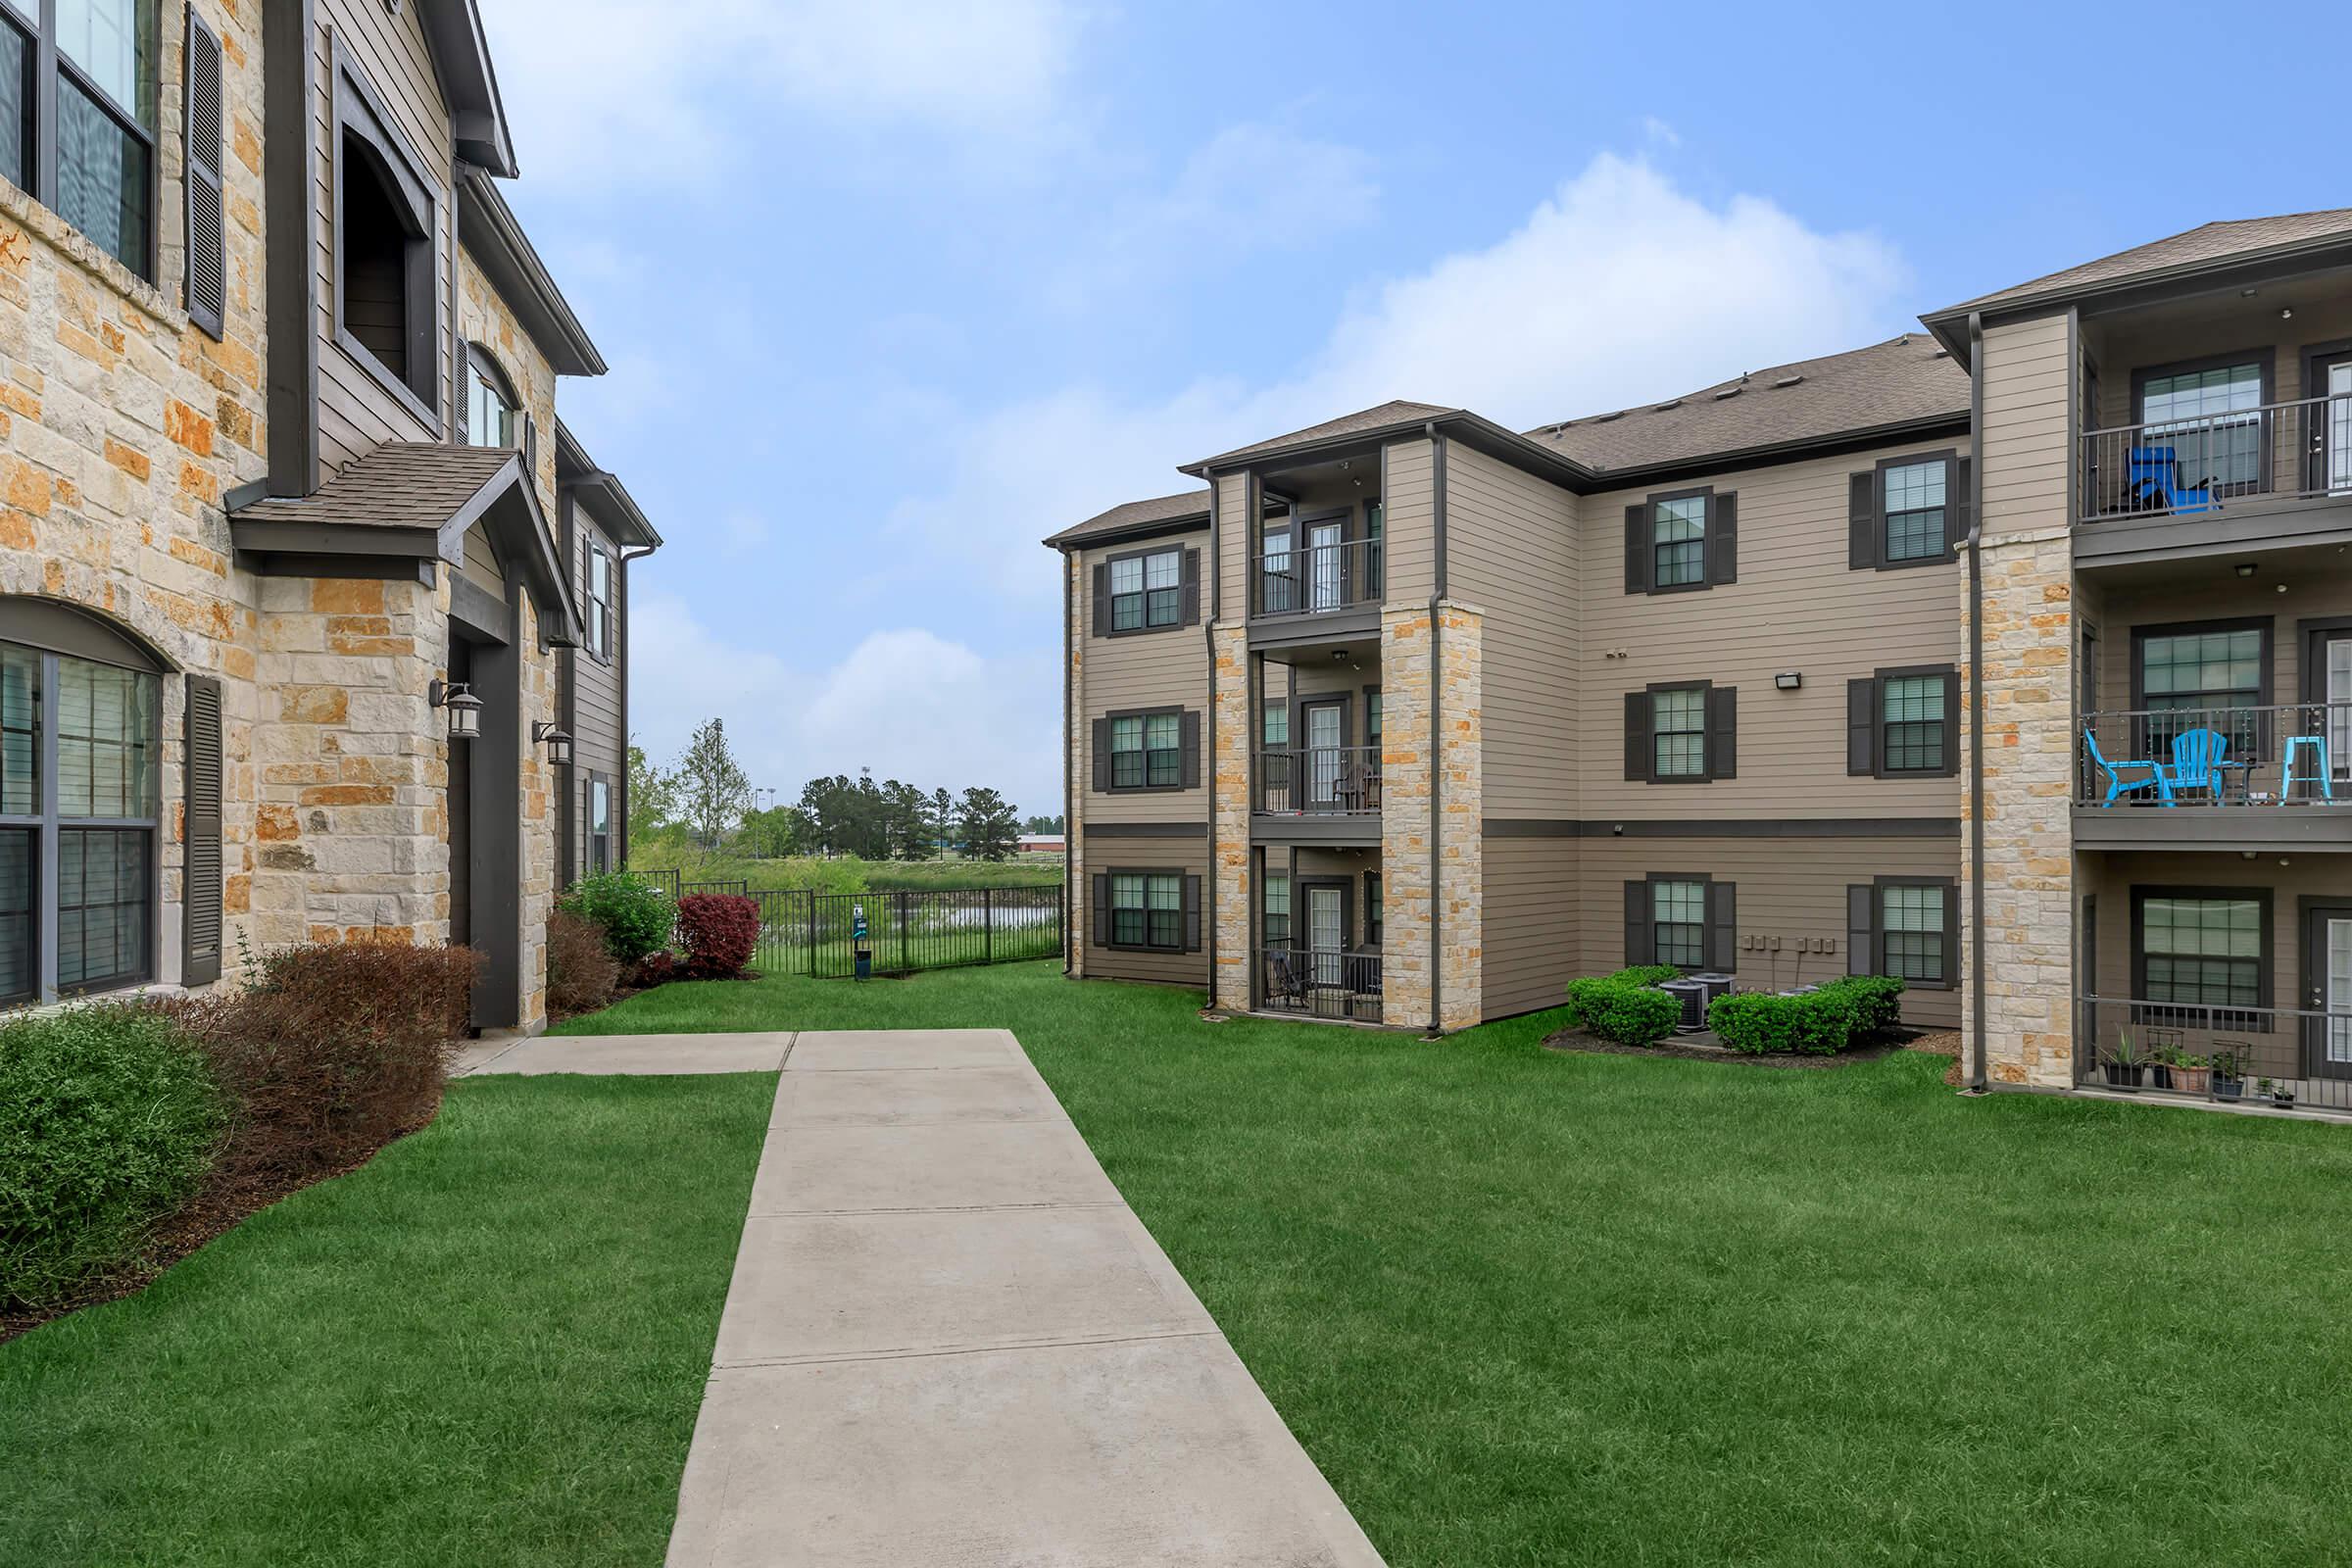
555;418;661;551
459;172;605;376
1577;409;1973;491
1042;510;1210;553
416;0;516;176
1181;409;1599;492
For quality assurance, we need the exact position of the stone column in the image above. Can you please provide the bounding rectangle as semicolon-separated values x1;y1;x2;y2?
1963;524;2078;1087
1208;621;1251;1011
1434;602;1484;1031
1380;599;1483;1030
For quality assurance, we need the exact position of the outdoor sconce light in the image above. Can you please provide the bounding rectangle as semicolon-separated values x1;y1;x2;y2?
429;678;482;742
1775;671;1803;691
532;721;574;767
2236;563;2257;578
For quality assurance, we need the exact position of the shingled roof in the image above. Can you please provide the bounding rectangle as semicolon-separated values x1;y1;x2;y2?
1929;209;2352;318
1043;488;1211;548
232;443;516;533
1190;400;1456;469
1528;334;1969;474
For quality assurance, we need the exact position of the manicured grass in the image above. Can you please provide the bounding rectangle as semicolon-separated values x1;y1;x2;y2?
0;1073;773;1568
564;963;2352;1566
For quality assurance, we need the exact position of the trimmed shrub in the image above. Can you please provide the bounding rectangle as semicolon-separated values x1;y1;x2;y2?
546;910;619;1017
633;951;680;988
676;894;760;979
1707;988;1858;1056
1566;976;1682;1047
170;942;479;1179
1820;974;1906;1035
0;1005;222;1309
1609;964;1684;988
561;872;674;965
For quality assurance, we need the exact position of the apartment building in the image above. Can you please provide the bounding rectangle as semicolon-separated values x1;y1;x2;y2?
1052;207;2352;1109
0;0;654;1031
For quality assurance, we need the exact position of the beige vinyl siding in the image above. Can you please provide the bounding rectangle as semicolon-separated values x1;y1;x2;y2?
1580;442;1968;821
1076;528;1209;826
1081;838;1208;988
1213;470;1250;622
1978;311;2071;539
459;521;503;595
1446;443;1580;818
1380;436;1435;604
2091;291;2352;428
2086;564;2352;719
1575;836;1962;1027
314;0;456;480
1482;835;1580;1019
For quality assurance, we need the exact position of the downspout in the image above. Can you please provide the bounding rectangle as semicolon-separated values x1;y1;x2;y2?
1426;424;1448;1037
1060;547;1074;976
1967;312;1989;1093
1202;475;1222;1010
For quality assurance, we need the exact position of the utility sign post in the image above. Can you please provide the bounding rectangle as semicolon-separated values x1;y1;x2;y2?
852;903;870;981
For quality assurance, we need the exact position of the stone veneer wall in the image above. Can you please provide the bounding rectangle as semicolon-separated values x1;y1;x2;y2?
1379;600;1484;1031
1208;622;1251;1010
1961;525;2078;1086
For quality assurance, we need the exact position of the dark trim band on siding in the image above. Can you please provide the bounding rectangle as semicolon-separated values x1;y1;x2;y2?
1084;820;1209;840
1481;816;1963;839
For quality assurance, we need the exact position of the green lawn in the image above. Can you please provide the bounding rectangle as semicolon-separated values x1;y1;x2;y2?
0;1073;772;1568
563;962;2352;1567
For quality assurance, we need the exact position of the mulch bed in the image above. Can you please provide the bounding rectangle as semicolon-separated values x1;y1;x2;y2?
1543;1024;1950;1071
0;1095;441;1347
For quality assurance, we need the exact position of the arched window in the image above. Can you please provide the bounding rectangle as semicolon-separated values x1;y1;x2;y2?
0;600;167;1003
464;344;520;450
332;44;437;415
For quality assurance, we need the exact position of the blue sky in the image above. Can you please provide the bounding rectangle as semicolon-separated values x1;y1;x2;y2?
479;0;2346;819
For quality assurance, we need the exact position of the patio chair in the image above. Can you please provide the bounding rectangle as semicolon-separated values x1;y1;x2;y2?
2164;728;2230;803
2125;446;2215;515
1264;948;1308;1008
2083;727;2174;807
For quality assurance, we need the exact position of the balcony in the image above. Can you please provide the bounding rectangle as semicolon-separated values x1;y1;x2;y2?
2076;996;2352;1117
1257;946;1384;1024
2075;702;2352;850
1252;746;1382;844
2076;392;2352;565
1250;536;1383;644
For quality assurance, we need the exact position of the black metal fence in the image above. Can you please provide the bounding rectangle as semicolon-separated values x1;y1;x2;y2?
612;873;1062;978
2077;995;2352;1113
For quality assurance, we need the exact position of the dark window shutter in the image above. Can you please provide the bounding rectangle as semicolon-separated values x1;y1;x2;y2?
1179;710;1200;789
1624;503;1649;594
457;348;470;428
1708;492;1738;585
1706;881;1736;973
1848;471;1877;570
1183;873;1202;952
183;10;225;340
1847;884;1875;976
524;413;540;482
1092;718;1110;791
1623;881;1650;966
1941;883;1961;990
1181;547;1201;625
1847;677;1878;776
1940;669;1962;777
1092;563;1109;636
182;675;224;986
1947;457;1973;554
1092;873;1110;947
1624;691;1650;782
1707;685;1736;781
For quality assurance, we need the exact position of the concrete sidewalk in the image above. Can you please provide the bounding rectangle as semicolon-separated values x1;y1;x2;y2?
662;1027;1386;1568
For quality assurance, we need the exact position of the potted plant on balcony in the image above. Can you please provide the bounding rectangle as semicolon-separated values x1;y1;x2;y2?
2100;1032;2146;1090
2209;1046;2248;1102
2259;1077;2297;1111
2169;1053;2212;1095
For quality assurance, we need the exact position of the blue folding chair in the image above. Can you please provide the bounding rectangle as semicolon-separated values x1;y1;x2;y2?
2084;728;2173;807
2126;445;2215;515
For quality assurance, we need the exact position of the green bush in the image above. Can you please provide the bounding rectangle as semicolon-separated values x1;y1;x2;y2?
1609;964;1684;988
1566;977;1682;1047
0;1005;222;1309
1708;988;1857;1055
1819;974;1906;1034
561;872;674;964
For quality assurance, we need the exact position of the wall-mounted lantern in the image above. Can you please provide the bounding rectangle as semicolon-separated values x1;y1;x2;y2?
429;678;482;741
1775;671;1803;691
532;721;574;767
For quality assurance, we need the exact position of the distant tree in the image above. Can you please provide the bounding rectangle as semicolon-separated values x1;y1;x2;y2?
626;741;682;844
741;804;805;858
1021;813;1064;836
931;788;956;859
678;718;752;849
881;779;931;860
956;786;1019;862
798;771;891;858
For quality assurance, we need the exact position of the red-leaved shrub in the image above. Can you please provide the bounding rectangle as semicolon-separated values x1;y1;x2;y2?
167;941;480;1180
675;894;759;979
546;909;619;1017
633;951;679;988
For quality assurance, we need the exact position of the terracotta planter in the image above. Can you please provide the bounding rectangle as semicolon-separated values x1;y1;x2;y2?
2171;1065;2212;1094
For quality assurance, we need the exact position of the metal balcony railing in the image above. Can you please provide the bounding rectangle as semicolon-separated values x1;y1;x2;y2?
1255;747;1383;815
2077;703;2352;807
2077;996;2352;1113
1252;535;1383;616
2079;392;2352;522
1258;946;1384;1023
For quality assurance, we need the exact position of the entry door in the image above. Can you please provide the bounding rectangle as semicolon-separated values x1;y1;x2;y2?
2318;352;2352;497
1302;700;1346;807
1306;518;1346;611
2306;902;2352;1080
1303;882;1348;986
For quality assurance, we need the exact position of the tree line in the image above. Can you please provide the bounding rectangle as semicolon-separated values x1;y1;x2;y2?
627;718;1051;862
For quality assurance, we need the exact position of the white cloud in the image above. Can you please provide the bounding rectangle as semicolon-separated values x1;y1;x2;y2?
1642;116;1681;149
893;154;1910;600
481;0;1087;188
628;595;1061;811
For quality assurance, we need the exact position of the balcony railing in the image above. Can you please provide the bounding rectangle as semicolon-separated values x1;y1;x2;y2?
2080;392;2352;522
1255;746;1383;815
2077;996;2352;1113
1251;535;1383;617
1258;946;1383;1023
2078;703;2351;807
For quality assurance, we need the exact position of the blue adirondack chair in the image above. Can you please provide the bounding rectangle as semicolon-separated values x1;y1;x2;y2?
2126;446;2215;515
2084;728;2173;807
2164;728;2230;803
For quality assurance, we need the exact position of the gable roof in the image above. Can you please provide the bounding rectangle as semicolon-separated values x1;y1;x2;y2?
460;172;605;376
1927;209;2352;319
1528;335;1969;476
1189;400;1455;470
1044;488;1210;549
